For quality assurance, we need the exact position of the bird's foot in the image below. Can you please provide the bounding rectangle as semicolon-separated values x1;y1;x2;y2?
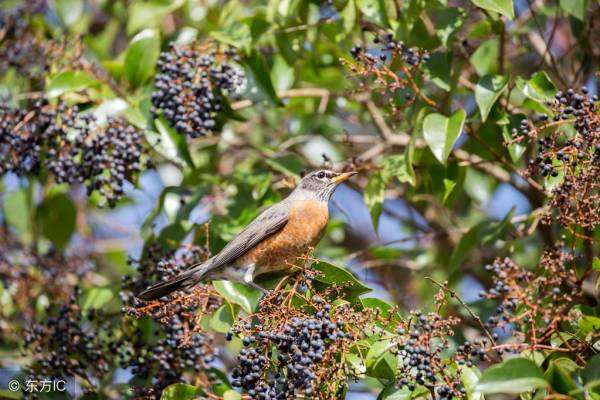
247;281;271;296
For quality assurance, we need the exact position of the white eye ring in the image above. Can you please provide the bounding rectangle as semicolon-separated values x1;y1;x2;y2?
317;171;326;179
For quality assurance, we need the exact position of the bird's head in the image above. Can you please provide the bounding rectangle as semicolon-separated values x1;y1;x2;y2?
291;169;357;201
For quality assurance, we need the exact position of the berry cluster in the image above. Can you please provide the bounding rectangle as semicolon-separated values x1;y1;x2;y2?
23;288;117;396
392;309;465;398
0;100;149;207
151;43;245;138
477;248;587;356
222;267;371;400
229;296;362;399
122;243;219;399
0;227;94;344
513;87;600;229
0;0;48;81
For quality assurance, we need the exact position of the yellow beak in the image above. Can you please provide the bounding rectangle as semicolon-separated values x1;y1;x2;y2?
332;171;357;184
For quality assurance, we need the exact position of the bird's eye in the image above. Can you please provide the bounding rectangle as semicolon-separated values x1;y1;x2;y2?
317;171;326;179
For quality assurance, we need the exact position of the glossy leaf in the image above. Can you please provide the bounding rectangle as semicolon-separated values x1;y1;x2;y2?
47;71;96;98
152;117;195;168
81;288;114;311
517;71;557;102
475;75;508;122
312;261;372;300
435;8;466;47
160;383;202;400
242;50;281;106
3;189;33;236
54;0;83;26
366;338;396;380
209;304;235;333
213;280;262;313
37;193;77;249
475;357;548;394
423;109;466;165
125;29;160;88
559;0;586;21
471;0;514;19
470;39;499;76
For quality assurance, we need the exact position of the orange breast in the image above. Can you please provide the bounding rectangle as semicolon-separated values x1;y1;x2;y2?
240;200;329;274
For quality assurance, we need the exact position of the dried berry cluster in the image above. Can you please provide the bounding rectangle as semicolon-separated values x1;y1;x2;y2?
228;282;366;400
0;0;48;81
477;248;587;355
515;87;600;229
23;288;117;396
122;243;220;399
151;43;245;138
345;32;430;105
0;100;149;207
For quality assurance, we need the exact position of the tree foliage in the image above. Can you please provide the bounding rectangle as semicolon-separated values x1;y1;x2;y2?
0;0;599;399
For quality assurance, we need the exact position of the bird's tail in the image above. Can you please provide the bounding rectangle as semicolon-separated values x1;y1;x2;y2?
137;263;208;301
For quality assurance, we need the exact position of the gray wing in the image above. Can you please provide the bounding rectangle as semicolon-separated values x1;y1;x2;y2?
206;201;290;271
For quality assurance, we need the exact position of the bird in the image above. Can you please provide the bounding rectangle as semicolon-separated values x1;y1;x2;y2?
137;169;357;301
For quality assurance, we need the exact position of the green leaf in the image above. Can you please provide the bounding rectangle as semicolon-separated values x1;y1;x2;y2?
211;22;252;50
470;39;499;76
270;55;294;92
364;171;386;231
125;29;160;88
54;0;83;26
0;388;22;399
209;304;235;333
559;0;586;21
422;109;466;165
517;71;557;103
81;287;114;311
47;71;96;98
366;339;397;380
127;0;185;35
593;257;600;271
471;0;514;19
312;261;372;300
356;0;389;27
265;154;305;177
160;383;202;400
546;358;579;395
3;189;33;236
223;390;242;400
460;365;483;400
502;124;527;162
378;385;430;400
341;0;357;34
475;75;508;122
435;8;466;47
475;357;548;394
581;355;600;393
579;315;600;334
37;193;77;249
152;117;195;169
361;297;394;318
213;280;261;313
242;50;281;106
449;210;514;272
423;52;452;91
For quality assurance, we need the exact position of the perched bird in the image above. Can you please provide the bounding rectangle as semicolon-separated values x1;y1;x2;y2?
137;169;357;300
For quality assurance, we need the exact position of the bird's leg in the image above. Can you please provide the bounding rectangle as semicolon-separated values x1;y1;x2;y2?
243;264;270;295
246;281;270;295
